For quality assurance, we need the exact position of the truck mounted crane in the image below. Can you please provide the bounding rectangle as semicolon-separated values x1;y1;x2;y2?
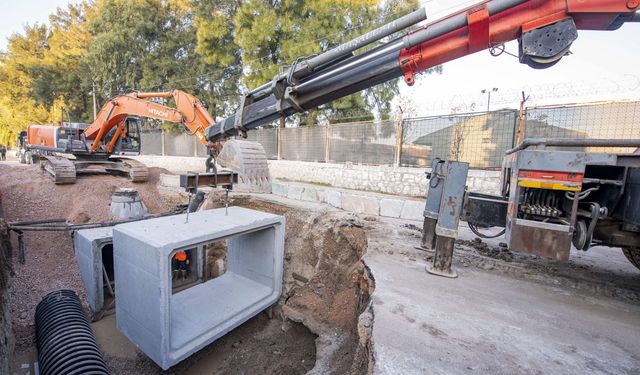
204;0;640;141
25;90;219;183
180;0;638;273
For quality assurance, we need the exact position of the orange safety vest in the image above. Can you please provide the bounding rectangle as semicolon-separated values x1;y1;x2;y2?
175;251;187;262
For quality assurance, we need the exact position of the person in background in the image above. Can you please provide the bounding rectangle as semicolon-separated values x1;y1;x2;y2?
173;250;189;281
0;145;6;161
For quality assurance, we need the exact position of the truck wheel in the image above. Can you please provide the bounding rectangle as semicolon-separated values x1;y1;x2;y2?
622;247;640;271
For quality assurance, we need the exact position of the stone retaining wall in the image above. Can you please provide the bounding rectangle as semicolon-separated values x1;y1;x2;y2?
269;160;502;197
272;181;426;221
136;156;503;198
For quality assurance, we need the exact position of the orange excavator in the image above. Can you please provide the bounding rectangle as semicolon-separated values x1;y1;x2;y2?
25;90;217;183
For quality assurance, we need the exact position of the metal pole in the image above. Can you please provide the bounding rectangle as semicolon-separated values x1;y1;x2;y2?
193;136;197;157
325;122;331;163
92;81;98;119
394;112;404;167
515;91;529;145
304;8;427;72
277;118;284;160
161;129;166;156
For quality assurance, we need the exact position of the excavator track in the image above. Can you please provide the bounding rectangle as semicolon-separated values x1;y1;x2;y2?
116;158;149;182
40;155;77;184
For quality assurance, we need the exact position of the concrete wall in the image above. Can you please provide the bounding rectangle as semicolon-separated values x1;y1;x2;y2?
136;155;502;198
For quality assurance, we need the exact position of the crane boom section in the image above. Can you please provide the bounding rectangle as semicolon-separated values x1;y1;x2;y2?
205;0;638;141
399;0;635;84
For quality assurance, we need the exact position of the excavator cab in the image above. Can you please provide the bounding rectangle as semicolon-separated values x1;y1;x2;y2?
112;117;142;156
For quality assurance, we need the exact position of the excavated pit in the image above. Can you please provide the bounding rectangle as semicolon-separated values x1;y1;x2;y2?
0;163;375;374
200;194;374;375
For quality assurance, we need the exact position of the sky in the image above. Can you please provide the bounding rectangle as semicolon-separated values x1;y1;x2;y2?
0;0;638;116
0;0;79;51
406;0;640;115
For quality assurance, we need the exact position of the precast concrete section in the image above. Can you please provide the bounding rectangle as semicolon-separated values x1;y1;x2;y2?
112;207;285;370
74;227;114;313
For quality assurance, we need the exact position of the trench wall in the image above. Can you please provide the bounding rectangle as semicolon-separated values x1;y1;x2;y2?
0;195;12;374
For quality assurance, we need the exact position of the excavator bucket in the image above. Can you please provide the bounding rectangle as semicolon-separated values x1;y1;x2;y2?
216;140;271;193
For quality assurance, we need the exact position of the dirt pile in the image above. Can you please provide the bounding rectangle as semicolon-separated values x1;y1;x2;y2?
0;164;178;350
457;237;514;262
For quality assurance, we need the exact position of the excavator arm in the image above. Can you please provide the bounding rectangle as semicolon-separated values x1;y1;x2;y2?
83;90;215;153
205;0;638;141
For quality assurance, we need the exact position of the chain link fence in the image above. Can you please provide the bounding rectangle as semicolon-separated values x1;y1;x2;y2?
280;126;327;162
523;101;640;154
140;128;209;157
245;128;278;159
401;110;518;168
328;121;397;165
140;100;639;169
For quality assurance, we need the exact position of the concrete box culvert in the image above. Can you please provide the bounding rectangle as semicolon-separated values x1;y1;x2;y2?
74;227;114;314
112;207;285;370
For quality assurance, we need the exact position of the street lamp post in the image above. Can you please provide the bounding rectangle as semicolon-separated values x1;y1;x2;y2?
481;87;499;112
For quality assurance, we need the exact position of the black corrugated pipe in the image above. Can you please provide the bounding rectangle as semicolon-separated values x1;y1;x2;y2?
188;190;206;213
35;290;109;375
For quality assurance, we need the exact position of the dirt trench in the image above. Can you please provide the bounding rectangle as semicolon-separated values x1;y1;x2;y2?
1;192;14;374
203;195;375;375
0;163;376;374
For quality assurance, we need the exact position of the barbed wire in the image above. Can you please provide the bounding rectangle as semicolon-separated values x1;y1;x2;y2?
402;74;640;116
